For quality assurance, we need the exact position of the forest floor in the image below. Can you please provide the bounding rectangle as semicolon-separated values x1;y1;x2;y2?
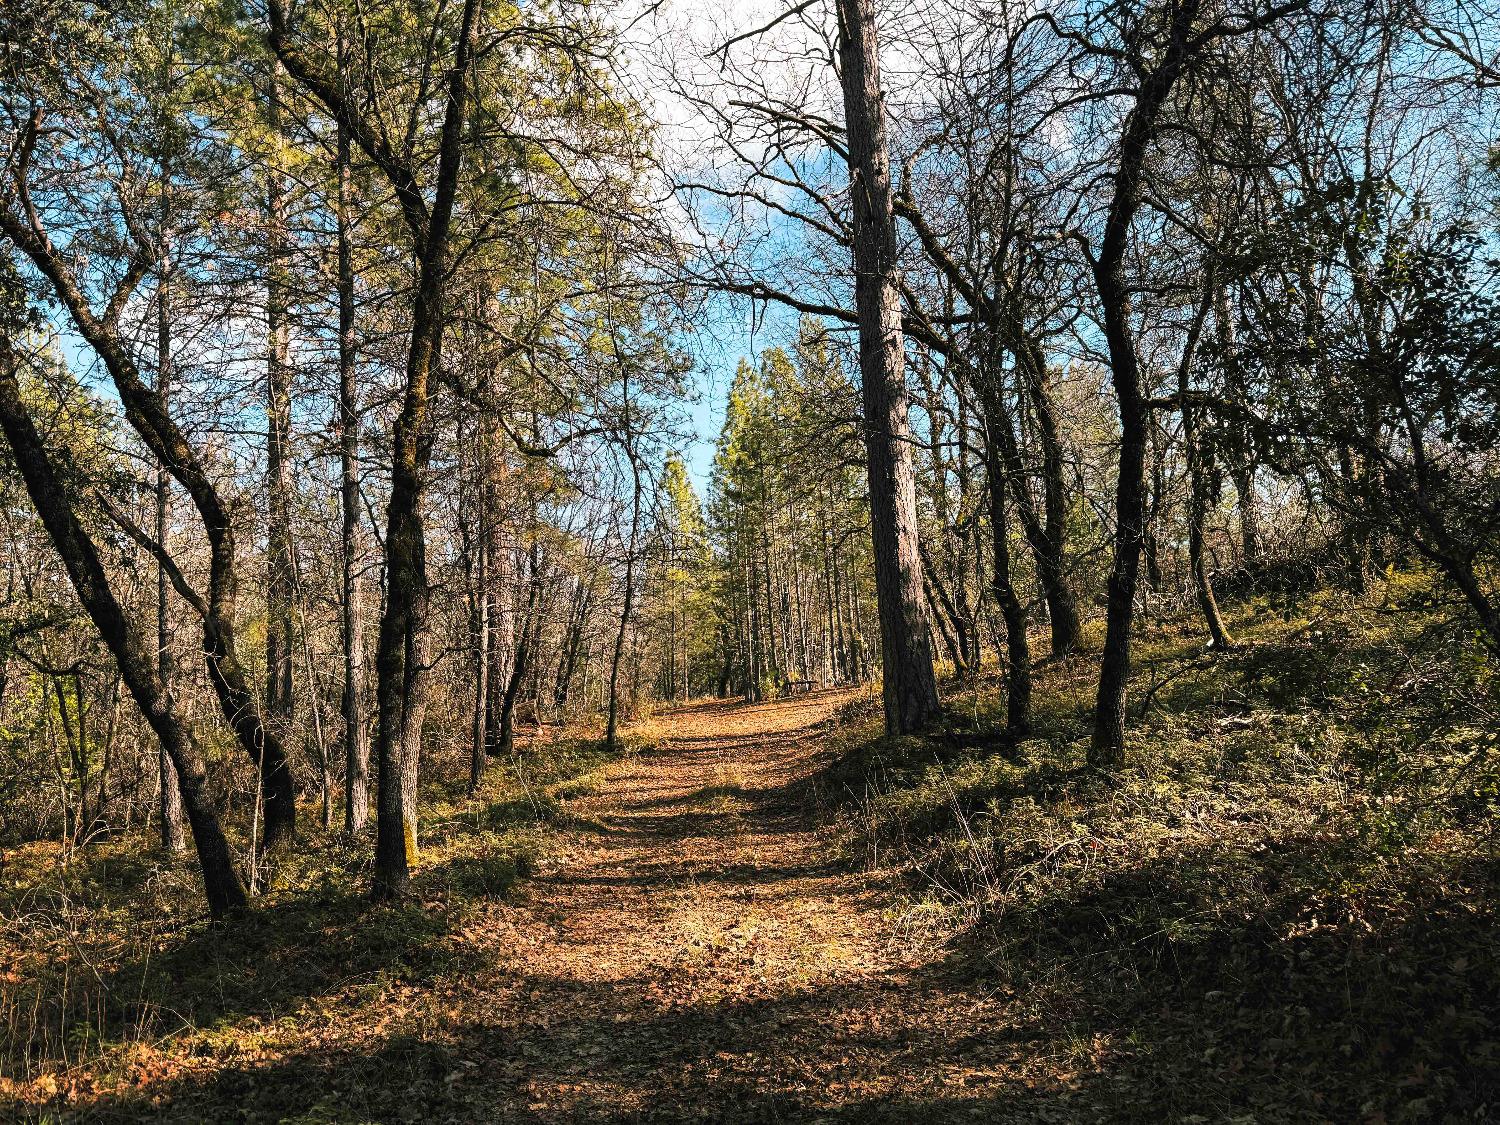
6;582;1499;1122
8;688;1054;1123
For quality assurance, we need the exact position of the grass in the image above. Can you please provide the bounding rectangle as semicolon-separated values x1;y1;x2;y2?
683;765;750;816
4;572;1496;1122
820;570;1500;1121
0;727;642;1115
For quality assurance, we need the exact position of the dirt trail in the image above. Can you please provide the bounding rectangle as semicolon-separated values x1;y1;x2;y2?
465;689;1018;1123
89;691;1029;1123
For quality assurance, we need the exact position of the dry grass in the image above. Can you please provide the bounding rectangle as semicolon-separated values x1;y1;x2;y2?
0;728;629;1113
819;574;1500;1121
3;579;1495;1122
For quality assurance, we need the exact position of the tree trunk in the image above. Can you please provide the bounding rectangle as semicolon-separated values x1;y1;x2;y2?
1142;429;1166;596
835;0;940;735
264;61;297;774
744;549;761;700
268;0;482;898
1187;467;1233;650
1088;0;1203;769
155;248;185;855
1181;283;1234;650
0;338;246;918
469;532;489;792
606;457;642;751
370;333;435;899
1090;282;1152;767
919;540;970;677
1216;289;1262;568
823;527;839;681
1232;463;1262;569
1014;339;1083;656
336;105;370;834
981;404;1031;733
497;542;540;758
829;517;852;681
483;454;512;757
553;576;591;711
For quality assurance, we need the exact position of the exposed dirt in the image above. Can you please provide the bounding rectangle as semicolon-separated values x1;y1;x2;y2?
462;689;1023;1122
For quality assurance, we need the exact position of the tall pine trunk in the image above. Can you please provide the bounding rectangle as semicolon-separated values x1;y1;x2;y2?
334;39;372;834
336;105;370;833
835;0;939;734
482;442;512;758
264;62;297;788
606;457;642;751
469;531;489;791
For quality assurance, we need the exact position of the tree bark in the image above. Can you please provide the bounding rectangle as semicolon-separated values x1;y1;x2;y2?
369;340;435;897
270;0;483;898
1089;0;1203;769
155;246;185;855
835;0;940;735
469;529;489;791
497;541;540;757
1216;288;1262;568
919;540;970;677
981;397;1031;733
482;454;512;757
1180;282;1234;650
1013;337;1084;656
336;103;370;833
554;575;591;710
264;62;297;764
606;456;642;751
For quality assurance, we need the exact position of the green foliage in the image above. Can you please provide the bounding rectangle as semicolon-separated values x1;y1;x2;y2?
707;319;873;697
1230;178;1500;649
441;845;534;898
639;454;717;698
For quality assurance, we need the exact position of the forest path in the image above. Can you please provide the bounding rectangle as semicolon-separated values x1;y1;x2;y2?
94;690;1032;1123
467;688;1017;1122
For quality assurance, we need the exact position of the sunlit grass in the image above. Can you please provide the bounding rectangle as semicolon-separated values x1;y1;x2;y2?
817;568;1499;1119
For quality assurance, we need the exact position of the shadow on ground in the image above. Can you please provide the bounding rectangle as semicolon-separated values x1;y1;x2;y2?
19;676;1499;1124
42;823;1497;1124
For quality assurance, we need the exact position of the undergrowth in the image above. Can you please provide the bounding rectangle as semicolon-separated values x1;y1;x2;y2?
823;571;1499;1122
0;730;638;1113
